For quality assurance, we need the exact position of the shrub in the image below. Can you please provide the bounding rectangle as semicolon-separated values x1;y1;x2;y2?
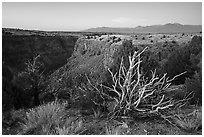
72;82;109;114
10;109;27;125
164;39;202;84
140;50;159;78
163;46;192;84
2;65;32;110
105;121;129;135
90;47;188;119
20;101;67;134
106;125;123;135
173;108;202;133
54;118;83;135
12;55;46;108
20;101;84;135
2;108;26;132
184;71;202;105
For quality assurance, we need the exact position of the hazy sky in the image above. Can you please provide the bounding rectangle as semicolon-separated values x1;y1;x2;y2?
2;2;202;31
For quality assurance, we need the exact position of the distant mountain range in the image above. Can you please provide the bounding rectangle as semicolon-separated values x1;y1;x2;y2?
82;23;202;33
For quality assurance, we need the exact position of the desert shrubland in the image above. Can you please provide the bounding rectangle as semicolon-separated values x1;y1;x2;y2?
87;47;191;119
2;32;202;135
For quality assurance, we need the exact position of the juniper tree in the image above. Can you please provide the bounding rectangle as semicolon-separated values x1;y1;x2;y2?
12;55;45;106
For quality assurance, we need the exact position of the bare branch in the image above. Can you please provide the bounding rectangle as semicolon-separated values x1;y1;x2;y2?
84;46;189;119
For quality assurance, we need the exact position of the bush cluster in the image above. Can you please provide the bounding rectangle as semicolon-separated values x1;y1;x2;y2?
185;71;202;105
20;101;83;135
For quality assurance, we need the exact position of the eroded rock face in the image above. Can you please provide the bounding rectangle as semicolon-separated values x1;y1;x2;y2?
47;36;134;96
2;35;78;73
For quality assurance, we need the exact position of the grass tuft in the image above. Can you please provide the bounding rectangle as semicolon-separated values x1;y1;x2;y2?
173;108;202;133
20;101;84;135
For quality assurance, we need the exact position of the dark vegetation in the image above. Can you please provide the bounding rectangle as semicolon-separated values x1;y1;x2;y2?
2;35;78;72
2;29;202;135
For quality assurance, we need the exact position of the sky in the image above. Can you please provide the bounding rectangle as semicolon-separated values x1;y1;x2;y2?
2;2;202;31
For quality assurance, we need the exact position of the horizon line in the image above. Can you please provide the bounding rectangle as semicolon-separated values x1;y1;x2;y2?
3;23;202;32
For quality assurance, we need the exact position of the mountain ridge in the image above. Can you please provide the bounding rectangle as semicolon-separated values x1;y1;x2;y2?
82;23;202;33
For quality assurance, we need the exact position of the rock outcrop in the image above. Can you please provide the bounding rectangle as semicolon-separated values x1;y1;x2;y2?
47;36;135;96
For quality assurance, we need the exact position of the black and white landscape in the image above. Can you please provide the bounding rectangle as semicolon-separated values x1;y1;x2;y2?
2;2;202;135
